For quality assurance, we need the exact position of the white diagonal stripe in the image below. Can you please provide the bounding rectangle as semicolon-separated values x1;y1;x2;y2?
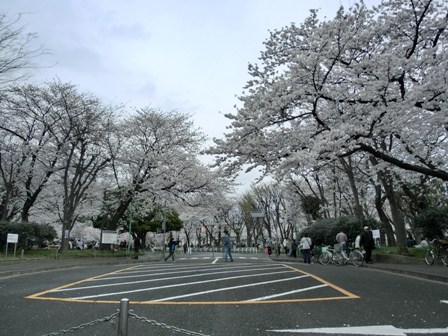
246;284;327;301
152;275;309;302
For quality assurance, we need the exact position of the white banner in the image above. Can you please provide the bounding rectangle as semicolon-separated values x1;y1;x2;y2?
101;231;118;244
7;233;18;243
372;229;380;239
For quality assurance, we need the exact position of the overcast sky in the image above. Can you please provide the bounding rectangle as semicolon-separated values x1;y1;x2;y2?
2;0;381;193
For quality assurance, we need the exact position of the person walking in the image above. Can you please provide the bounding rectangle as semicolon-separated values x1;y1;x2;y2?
133;236;141;259
223;229;234;262
165;237;179;261
336;231;348;250
355;234;361;249
300;235;312;264
290;239;298;258
360;226;375;264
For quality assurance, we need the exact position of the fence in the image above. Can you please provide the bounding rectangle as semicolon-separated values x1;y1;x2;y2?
42;298;210;336
189;246;258;254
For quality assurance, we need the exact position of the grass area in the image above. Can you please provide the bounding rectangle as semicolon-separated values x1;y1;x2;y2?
0;247;133;262
373;246;426;258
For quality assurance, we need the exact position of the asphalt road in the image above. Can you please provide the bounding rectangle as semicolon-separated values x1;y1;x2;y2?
0;254;447;336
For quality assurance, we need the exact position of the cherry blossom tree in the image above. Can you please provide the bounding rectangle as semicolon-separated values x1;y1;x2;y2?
208;0;448;253
104;108;215;230
0;13;45;86
0;80;116;251
0;82;74;222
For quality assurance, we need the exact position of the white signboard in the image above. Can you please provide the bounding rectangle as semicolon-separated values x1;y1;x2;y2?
101;231;118;244
372;229;380;239
7;233;19;243
251;212;265;218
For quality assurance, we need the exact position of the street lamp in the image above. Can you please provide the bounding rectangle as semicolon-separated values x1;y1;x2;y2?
155;212;166;261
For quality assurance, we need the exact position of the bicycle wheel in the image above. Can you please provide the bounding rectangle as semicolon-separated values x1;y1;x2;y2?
333;252;345;266
349;250;364;267
441;251;448;266
425;249;435;265
340;250;350;265
318;252;331;265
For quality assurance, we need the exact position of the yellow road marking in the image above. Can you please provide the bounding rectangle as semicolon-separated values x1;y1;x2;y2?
27;263;359;304
283;264;360;299
25;265;140;299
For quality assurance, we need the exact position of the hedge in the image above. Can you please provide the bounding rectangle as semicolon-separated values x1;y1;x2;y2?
0;221;57;250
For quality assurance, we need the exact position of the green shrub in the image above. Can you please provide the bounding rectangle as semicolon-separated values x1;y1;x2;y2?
0;221;57;250
413;207;448;239
300;216;380;247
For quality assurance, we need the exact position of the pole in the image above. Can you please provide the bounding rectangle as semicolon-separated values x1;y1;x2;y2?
162;214;166;261
117;298;129;336
127;204;132;254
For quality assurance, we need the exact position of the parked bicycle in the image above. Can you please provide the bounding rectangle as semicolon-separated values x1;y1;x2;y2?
424;239;448;266
318;244;364;267
317;245;338;265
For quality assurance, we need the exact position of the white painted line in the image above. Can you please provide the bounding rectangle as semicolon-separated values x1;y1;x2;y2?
268;326;448;335
212;258;219;264
55;266;288;292
268;325;405;335
245;284;327;301
70;269;304;300
152;275;309;302
404;327;448;334
441;300;448;304
95;265;221;280
92;263;264;281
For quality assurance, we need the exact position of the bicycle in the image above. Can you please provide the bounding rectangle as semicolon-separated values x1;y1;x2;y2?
339;246;364;267
424;239;448;266
317;245;343;266
318;244;364;267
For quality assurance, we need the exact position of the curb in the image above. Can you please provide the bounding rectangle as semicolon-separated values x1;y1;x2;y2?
367;264;448;283
269;254;448;284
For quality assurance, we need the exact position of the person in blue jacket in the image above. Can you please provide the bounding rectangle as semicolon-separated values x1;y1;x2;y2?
165;237;179;261
223;229;234;262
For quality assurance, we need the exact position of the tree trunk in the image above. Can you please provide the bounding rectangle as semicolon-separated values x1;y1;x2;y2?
381;177;408;254
374;183;396;246
340;157;365;222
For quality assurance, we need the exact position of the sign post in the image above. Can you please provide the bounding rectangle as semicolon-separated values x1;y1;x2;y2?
155;212;166;261
6;233;19;258
372;229;381;247
251;211;265;253
101;231;118;244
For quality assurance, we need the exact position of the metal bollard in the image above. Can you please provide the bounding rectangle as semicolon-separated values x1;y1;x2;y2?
117;298;129;336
